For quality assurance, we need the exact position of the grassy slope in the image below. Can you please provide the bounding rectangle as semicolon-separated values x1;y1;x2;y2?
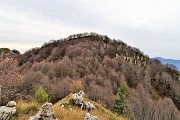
54;93;126;120
13;93;126;120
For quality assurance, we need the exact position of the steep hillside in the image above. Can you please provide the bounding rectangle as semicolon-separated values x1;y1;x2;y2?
155;57;180;70
2;32;179;120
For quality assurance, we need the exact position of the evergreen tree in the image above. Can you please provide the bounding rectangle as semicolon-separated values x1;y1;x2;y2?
112;81;130;117
34;87;49;103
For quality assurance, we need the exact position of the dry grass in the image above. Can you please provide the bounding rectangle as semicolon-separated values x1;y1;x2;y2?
11;100;41;120
53;93;127;120
54;107;85;120
11;94;127;120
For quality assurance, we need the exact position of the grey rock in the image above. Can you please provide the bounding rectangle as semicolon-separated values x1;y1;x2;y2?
0;101;16;120
81;101;95;112
6;101;16;107
72;90;85;105
84;113;100;120
29;102;56;120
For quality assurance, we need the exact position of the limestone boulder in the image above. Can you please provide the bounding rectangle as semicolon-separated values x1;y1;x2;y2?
84;113;99;120
0;101;16;120
29;102;56;120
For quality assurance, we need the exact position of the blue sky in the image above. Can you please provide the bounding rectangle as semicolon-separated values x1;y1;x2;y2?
0;0;180;59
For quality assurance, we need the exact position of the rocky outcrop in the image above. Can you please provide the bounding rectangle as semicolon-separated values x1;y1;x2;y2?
81;101;95;112
84;113;99;120
72;90;85;106
29;102;56;120
0;101;16;120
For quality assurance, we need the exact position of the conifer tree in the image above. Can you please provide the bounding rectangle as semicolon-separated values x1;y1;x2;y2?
112;81;130;117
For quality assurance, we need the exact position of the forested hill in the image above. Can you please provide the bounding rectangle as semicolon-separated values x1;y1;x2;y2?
4;32;180;119
19;32;149;67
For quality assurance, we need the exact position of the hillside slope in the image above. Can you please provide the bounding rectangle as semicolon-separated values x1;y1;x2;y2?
53;93;126;120
13;94;126;120
3;32;179;120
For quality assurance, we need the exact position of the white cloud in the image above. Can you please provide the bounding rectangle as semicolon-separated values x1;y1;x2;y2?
0;43;41;53
0;0;180;59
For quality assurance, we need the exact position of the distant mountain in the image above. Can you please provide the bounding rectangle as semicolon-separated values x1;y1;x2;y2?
154;57;180;70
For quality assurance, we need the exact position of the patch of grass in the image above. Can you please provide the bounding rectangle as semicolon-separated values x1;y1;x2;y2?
11;100;41;120
109;116;118;120
53;107;85;120
53;93;127;120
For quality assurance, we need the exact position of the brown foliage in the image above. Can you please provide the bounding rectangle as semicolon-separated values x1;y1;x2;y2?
0;58;23;104
130;84;180;120
15;33;180;118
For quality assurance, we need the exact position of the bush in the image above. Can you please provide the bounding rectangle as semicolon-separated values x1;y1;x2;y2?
34;87;49;103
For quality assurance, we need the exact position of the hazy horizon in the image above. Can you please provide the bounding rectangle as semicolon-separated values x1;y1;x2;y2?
0;0;180;59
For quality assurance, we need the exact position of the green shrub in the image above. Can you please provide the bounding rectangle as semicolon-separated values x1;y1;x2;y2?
34;87;49;103
68;99;75;106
